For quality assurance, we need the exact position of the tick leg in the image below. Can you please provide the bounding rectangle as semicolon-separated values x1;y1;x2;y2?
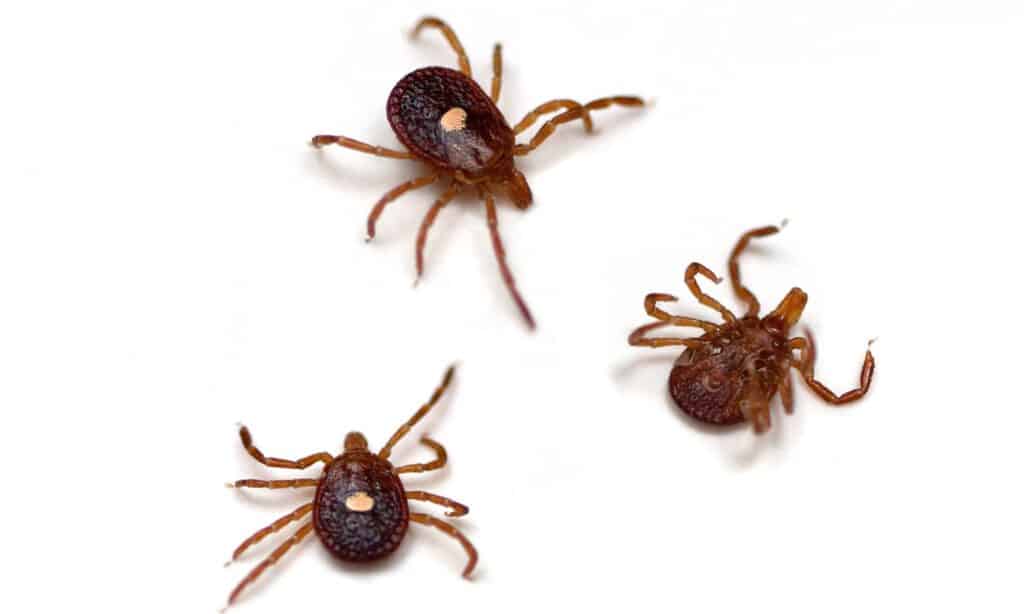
628;321;706;349
228;479;320;490
310;134;413;159
228;503;314;563
379;366;456;460
791;333;876;404
729;224;783;317
780;370;795;414
642;293;720;333
412;16;472;77
237;425;333;470
490;43;503;102
513;99;594;135
406;491;469;517
395;436;447;475
739;374;773;434
481;186;536;329
366;174;439;240
512;96;644;156
414;182;462;283
226;522;314;607
409;512;478;578
685;263;737;323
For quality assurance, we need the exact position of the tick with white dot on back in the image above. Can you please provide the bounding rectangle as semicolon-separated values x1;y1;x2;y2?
312;16;645;330
222;365;473;608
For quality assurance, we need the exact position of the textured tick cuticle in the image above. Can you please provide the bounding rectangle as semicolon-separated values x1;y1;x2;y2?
628;224;877;434
223;365;477;607
310;16;645;330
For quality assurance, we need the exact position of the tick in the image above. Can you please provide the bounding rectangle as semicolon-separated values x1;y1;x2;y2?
223;366;475;607
311;16;644;329
627;223;876;433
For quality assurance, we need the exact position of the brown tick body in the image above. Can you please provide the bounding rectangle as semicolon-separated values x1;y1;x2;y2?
312;16;644;329
223;366;474;608
629;224;876;433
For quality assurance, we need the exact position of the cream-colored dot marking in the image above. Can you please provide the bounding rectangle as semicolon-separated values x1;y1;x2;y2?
440;107;467;132
345;491;375;512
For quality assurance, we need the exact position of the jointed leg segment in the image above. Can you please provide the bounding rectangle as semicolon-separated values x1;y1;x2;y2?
791;334;875;404
310;135;413;159
379;365;456;460
410;512;478;578
729;224;782;317
490;43;503;102
685;263;737;323
395;436;448;474
227;522;314;606
415;181;462;282
229;479;320;490
628;321;706;349
513;99;595;135
229;503;314;562
367;174;438;240
513;96;644;155
642;292;720;333
481;185;536;329
238;426;333;470
413;17;472;77
406;491;469;517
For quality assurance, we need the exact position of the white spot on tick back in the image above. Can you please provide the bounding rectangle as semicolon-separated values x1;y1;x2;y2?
440;107;467;132
345;491;375;512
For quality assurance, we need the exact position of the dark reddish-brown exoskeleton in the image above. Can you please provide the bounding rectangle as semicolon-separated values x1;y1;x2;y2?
312;16;644;329
223;366;474;607
628;224;876;433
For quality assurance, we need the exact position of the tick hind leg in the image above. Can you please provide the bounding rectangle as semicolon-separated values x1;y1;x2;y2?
237;426;333;470
414;182;462;283
410;512;478;578
395;437;448;474
729;223;784;317
412;17;472;77
406;491;469;517
228;503;314;563
379;366;456;461
685;263;737;323
791;333;875;404
366;174;439;240
310;134;413;159
481;186;535;329
226;522;314;607
513;96;644;155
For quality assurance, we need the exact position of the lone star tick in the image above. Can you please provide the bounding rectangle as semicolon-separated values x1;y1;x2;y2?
223;366;475;607
311;16;644;329
627;223;876;434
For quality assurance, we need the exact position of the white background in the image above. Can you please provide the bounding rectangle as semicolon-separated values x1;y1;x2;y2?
1;1;1022;612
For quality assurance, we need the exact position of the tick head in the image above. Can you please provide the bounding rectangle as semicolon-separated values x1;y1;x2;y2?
766;287;808;332
343;431;369;451
503;168;533;209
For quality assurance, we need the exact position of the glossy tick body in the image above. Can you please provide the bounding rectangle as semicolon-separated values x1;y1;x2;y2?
628;224;876;433
223;366;474;607
312;16;644;329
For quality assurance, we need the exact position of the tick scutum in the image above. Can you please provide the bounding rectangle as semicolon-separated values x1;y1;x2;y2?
387;67;515;175
313;451;410;563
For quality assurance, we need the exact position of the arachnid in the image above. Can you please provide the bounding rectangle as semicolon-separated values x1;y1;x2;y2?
627;224;875;433
312;16;644;329
223;366;474;607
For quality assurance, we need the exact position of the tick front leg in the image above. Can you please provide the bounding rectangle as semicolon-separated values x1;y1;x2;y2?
228;479;320;490
394;437;448;475
628;321;706;349
684;263;737;323
226;522;314;607
482;186;536;329
412;16;472;77
642;293;720;333
310;134;413;159
490;43;503;102
228;503;314;563
237;425;333;470
410;512;478;578
728;223;784;317
379;365;456;460
406;491;469;517
791;334;876;404
513;96;643;156
414;181;462;283
366;174;438;240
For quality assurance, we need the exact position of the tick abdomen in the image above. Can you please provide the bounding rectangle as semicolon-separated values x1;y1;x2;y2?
669;318;789;425
313;452;409;562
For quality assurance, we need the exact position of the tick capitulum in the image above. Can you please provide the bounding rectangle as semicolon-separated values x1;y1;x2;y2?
223;366;475;607
311;16;644;330
627;224;876;434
